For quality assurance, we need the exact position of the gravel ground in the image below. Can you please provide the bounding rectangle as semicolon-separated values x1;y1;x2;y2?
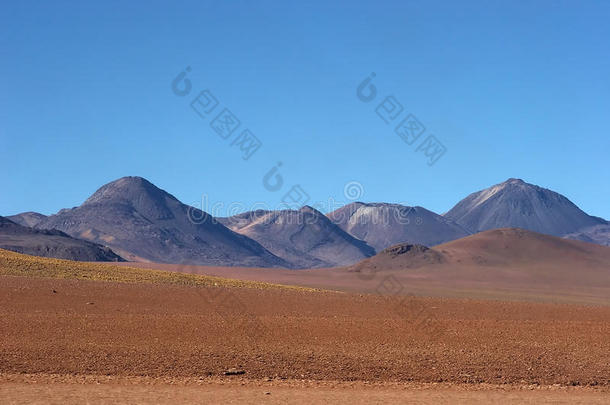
1;275;609;388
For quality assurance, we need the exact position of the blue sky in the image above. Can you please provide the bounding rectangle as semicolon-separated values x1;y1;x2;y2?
1;0;609;219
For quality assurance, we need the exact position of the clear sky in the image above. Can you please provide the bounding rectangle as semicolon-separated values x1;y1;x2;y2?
1;0;609;219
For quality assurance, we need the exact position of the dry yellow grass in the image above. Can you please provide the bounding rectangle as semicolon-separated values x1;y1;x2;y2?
0;248;313;291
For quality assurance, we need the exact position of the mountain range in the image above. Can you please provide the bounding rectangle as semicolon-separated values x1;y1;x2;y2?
4;176;609;267
218;206;375;268
29;177;288;268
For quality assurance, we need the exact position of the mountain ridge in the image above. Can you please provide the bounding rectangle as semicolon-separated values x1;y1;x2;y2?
5;176;609;265
218;205;375;268
34;176;290;268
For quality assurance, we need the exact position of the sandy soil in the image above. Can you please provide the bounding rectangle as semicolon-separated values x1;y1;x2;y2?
3;237;610;404
0;230;610;404
2;374;609;404
2;275;609;386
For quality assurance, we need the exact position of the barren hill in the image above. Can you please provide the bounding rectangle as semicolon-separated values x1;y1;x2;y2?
351;228;610;271
327;202;470;251
36;176;288;267
7;211;47;227
444;178;606;236
219;206;375;268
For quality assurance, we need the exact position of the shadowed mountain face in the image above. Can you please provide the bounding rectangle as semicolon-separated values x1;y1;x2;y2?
0;216;123;262
218;206;376;268
7;212;47;228
327;202;470;251
444;178;606;236
35;177;288;267
563;224;610;247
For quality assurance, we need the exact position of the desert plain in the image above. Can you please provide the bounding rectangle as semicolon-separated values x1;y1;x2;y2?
1;236;610;404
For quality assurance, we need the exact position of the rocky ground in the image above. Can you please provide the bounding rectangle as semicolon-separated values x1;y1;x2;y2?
1;246;609;404
2;374;609;404
1;276;609;386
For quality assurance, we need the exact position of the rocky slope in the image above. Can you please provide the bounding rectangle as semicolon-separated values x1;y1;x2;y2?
327;202;470;251
35;177;288;267
563;224;610;246
444;178;605;236
218;206;375;268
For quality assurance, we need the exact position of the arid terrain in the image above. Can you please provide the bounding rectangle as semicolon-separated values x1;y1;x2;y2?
4;0;610;401
1;248;609;403
128;228;610;305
